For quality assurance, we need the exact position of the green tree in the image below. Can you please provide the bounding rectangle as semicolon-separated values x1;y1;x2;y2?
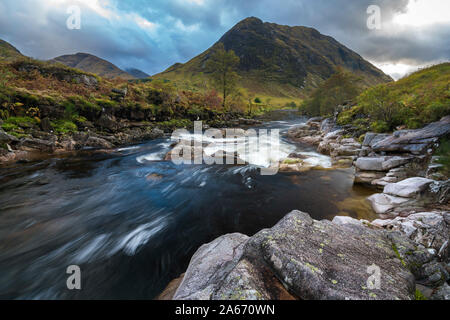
206;43;240;111
358;84;404;130
300;69;363;116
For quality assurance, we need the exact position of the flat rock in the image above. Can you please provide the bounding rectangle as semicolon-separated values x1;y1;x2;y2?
355;156;411;172
384;177;434;198
372;116;450;154
363;133;391;148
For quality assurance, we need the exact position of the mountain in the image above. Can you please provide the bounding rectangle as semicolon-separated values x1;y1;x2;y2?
0;39;24;60
154;17;392;99
51;53;135;80
125;68;150;79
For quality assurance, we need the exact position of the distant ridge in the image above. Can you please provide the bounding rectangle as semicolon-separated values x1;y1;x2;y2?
51;52;135;80
126;68;150;79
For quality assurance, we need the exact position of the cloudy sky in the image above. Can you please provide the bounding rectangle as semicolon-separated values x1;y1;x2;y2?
0;0;448;79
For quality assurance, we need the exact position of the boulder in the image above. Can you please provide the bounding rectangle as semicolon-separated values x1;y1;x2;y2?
174;211;416;300
383;177;434;198
355;157;386;171
246;211;415;300
367;193;411;215
173;233;249;300
84;136;114;149
96;112;118;132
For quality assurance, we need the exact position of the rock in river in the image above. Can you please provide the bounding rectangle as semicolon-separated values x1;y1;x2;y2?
173;211;416;300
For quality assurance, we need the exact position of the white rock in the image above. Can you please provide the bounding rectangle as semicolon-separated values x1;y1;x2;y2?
367;193;410;215
355;157;386;171
332;216;363;226
383;177;434;198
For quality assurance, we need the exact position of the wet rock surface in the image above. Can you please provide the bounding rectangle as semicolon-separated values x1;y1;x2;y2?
172;211;420;300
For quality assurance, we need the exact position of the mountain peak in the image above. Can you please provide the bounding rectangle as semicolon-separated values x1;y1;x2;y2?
236;17;263;26
155;18;392;98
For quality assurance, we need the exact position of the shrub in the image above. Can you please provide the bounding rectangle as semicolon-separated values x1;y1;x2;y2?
424;102;450;123
95;98;118;109
254;97;262;104
435;138;450;177
300;69;363;116
370;120;390;133
51;120;78;134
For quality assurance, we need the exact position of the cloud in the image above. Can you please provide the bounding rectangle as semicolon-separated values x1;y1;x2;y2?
0;0;448;78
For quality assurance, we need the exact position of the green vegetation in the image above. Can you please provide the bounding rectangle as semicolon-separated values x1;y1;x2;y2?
415;289;428;300
0;55;253;140
300;69;364;116
0;39;24;61
435;138;450;176
51;120;78;134
206;43;240;110
306;63;450;134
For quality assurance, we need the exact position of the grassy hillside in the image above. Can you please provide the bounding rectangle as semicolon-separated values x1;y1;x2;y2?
0;39;24;61
154;17;391;106
51;53;135;80
0;57;256;140
336;63;450;133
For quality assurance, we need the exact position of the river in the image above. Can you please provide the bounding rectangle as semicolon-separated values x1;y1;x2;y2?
0;112;377;299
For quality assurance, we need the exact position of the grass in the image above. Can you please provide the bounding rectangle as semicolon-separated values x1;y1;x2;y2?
335;63;450;133
51;120;78;134
415;289;428;300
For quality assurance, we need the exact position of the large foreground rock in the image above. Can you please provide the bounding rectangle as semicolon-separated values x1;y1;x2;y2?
174;211;416;300
173;233;249;300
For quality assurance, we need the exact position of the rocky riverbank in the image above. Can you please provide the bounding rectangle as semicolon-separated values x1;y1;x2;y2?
0;115;263;165
286;115;450;185
160;115;449;300
0;123;165;164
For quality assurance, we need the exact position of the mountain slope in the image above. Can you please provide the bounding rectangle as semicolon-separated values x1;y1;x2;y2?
0;39;24;60
51;53;135;80
155;17;392;98
338;62;450;132
125;68;150;79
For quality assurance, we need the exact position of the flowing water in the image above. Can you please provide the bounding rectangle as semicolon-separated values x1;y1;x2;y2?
0;112;377;299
